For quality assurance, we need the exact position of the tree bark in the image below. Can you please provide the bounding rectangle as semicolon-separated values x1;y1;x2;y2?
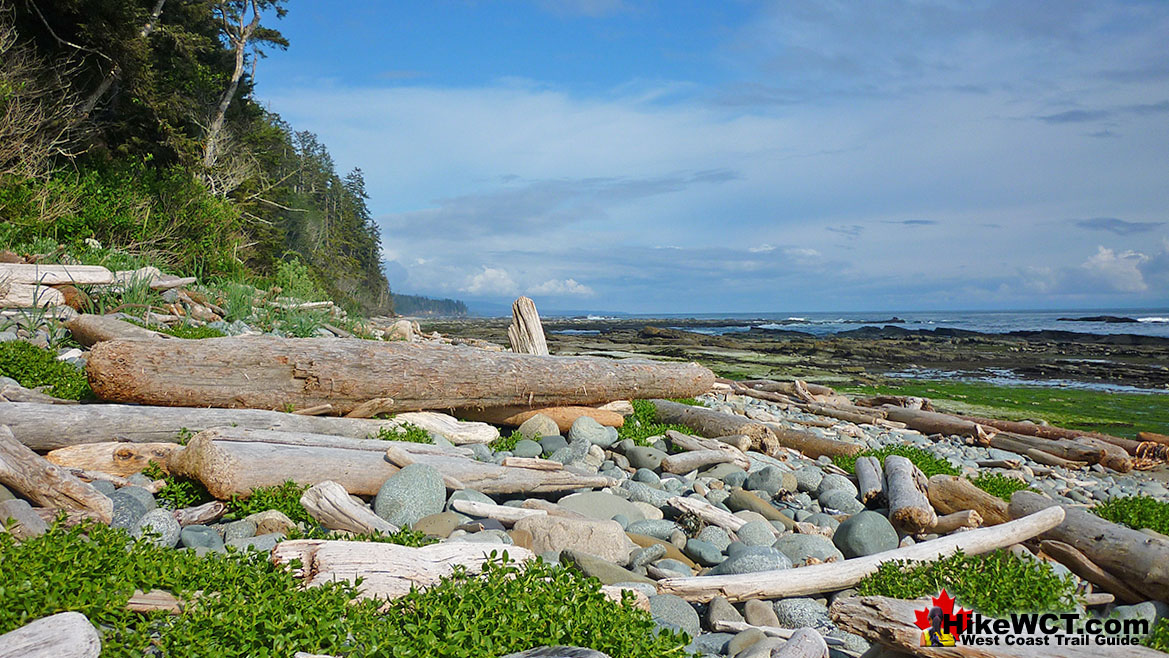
0;426;111;523
85;337;714;414
299;480;399;535
0;403;497;451
855;456;884;505
884;455;936;534
271;539;535;600
455;405;624;431
507;296;548;355
203;0;260;168
926;475;1010;526
1009;491;1169;601
45;442;180;477
0;612;101;658
655;506;1064;602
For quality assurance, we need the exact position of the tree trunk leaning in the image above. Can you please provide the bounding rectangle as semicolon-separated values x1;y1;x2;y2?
883;455;936;534
0;611;102;658
1039;540;1145;605
85;337;714;414
0;426;112;523
507;296;548;355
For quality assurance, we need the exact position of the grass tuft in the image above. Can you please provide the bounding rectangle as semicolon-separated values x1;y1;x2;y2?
618;399;695;447
368;422;434;444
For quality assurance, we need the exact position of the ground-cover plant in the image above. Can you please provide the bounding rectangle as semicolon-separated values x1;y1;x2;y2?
1147;619;1169;652
489;430;525;452
619;399;695;447
0;524;686;657
0;341;91;400
1093;495;1169;535
968;473;1032;501
855;549;1077;617
226;480;314;526
832;444;961;478
142;462;214;511
368;422;434;444
124;318;226;340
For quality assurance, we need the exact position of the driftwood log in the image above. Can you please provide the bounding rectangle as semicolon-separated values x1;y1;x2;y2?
0;611;101;658
0;282;65;308
650;400;776;453
300;481;399;535
929;510;983;534
45;443;180;477
173;501;226;526
271;539;534;600
763;423;863;459
968;416;1143;455
881;406;988;440
507;296;548;355
1010;491;1169;601
455;406;624;431
0;403;498;450
86;337;714;414
926;475;1010;526
665;430;751;470
655;506;1064;602
382;443;615;494
0;263;114;286
0;426;112;523
660;450;736;475
884;455;936;534
855;456;884;505
66;314;169;347
1039;540;1144;605
449;499;547;526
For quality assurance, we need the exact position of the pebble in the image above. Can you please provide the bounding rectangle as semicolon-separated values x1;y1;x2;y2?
374;463;446;528
133;508;181;548
743;599;781;627
626;519;677;540
560;550;653;585
626;446;668;471
649;594;701;637
630;543;667;567
633;468;661;485
622;480;673;507
726;628;767;657
818;488;865;514
91;480;117;496
745;466;797;496
109;491;149;530
512;439;543;458
687;632;733;656
559;491;646;522
735;520;777;547
652;558;693;577
538;435;569;456
816;473;858;498
773;597;832;628
118;486;157;512
708;546;791;575
705;596;744;630
774;533;844;566
0;499;48;538
227;532;285;552
684;538;724;566
223;519;258;542
793;465;824;493
696;525;732;551
517;414;560;441
833;511;899;558
568;416;618;448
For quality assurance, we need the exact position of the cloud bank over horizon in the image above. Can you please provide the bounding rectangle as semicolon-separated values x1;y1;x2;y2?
259;1;1169;313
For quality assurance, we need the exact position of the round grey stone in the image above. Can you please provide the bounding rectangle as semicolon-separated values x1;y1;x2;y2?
708;547;791;575
633;468;661;485
512;439;543;458
793;465;824;493
91;480;117;496
816;473;858;498
652;558;693;577
469;443;493;461
688;632;733;655
773;533;844;566
227;532;284;552
804;512;840;531
649;594;701;637
833;511;899;558
773;597;831;628
697;525;732;552
518;414;561;440
746;467;796;496
630;544;667;567
374;463;446;528
684;538;725;566
126;473;154;488
118;486;157;512
626;519;677;540
559;491;647;522
445;488;495;512
549;437;590;465
568;416;618;448
539;435;569;456
736;521;778;547
133;508;181;548
223;519;257;542
626;446;668;471
723;470;749;488
622;480;672;507
109;491;148;530
818;488;864;514
180;525;225;551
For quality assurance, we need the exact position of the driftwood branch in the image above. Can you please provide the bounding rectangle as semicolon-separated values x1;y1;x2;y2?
0;426;112;523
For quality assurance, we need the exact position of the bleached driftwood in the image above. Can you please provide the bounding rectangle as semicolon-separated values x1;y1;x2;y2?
0;403;497;451
383;444;615;495
449;499;547;526
667;495;780;539
0;426;112;523
761;423;863;459
173;501;226;526
507;296;549;355
0;611;101;658
0;282;65;308
46;442;180;477
66;314;169;347
660;450;735;475
880;406;990;441
126;590;185;615
65;468;164;493
854;456;884;505
929;510;982;534
651;400;777;454
1039;540;1144;605
0;263;114;286
884;455;936;534
655;506;1065;602
300;481;399;535
85;337;714;414
665;430;751;470
926;474;1010;526
271;539;535;600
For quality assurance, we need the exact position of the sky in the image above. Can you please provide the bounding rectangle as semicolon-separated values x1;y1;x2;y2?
255;1;1169;314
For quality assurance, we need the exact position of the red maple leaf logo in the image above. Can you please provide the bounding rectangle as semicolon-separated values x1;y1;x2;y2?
914;589;972;634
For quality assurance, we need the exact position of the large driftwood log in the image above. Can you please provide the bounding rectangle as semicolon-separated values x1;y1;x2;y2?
449;499;547;526
655;506;1064;602
926;475;1010;526
881;406;988;440
650;400;777;453
660;450;735;474
300;481;399;535
455;406;624;431
830;595;1164;658
968;416;1143;455
0;282;65;308
271;539;534;600
0;426;112;523
855;456;885;505
0;403;497;450
1010;491;1169;601
665;430;751;470
0;263;114;286
46;443;180;477
86;337;714;414
382;443;615;494
1039;540;1144;605
66;314;169;347
763;423;863;459
507;296;549;355
884;455;936;534
0;611;101;658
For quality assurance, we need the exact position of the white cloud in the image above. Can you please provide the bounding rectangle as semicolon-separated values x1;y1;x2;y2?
748;243;776;253
528;278;596;296
1080;245;1149;292
783;247;821;258
461;267;517;296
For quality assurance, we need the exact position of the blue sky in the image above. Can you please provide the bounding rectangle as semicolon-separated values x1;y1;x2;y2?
256;1;1169;313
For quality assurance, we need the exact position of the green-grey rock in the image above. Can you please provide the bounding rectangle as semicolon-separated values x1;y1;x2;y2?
558;491;646;522
133;508;181;548
684;538;724;566
773;597;831;628
626;446;668;471
745;467;797;496
118;486;157;512
708;546;790;575
774;533;844;566
109;491;148;530
793;465;824;493
726;628;767;657
626;519;677;540
819;488;864;514
227;532;285;552
696;525;732;551
569;416;618;448
518;414;560;440
706;595;744;630
816;473;857;498
735;521;777;547
833;511;899;558
223;519;257;542
560;549;654;586
512;439;543;458
180;525;225;551
649;593;701;637
374;463;446;528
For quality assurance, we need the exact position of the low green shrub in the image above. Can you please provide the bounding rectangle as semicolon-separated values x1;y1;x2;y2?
0;523;686;657
227;480;313;526
489;430;525;452
1147;618;1169;652
832;444;960;478
1093;495;1169;535
619;399;695;447
142;462;214;511
855;549;1077;617
0;341;92;400
124;318;226;340
368;422;434;444
968;473;1031;502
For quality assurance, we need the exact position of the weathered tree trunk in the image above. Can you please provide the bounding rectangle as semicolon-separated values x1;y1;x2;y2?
0;611;101;658
85;338;714;414
271;539;535;600
762;423;863;459
655;506;1064;602
799;403;883;426
1039;540;1144;605
455;405;624;431
1010;491;1169;601
45;443;180;477
0;403;497;451
664;430;751;470
203;1;260;168
0;283;65;308
967;416;1144;455
926;475;1010;526
0;426;111;523
880;406;988;440
660;450;735;474
884;455;936;534
854;456;884;505
449;499;547;526
650;400;775;453
173;501;226;527
299;481;398;535
507;296;548;355
988;433;1102;466
66;314;169;347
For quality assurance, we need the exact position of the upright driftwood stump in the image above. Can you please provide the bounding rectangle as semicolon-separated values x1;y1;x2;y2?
507;296;548;355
